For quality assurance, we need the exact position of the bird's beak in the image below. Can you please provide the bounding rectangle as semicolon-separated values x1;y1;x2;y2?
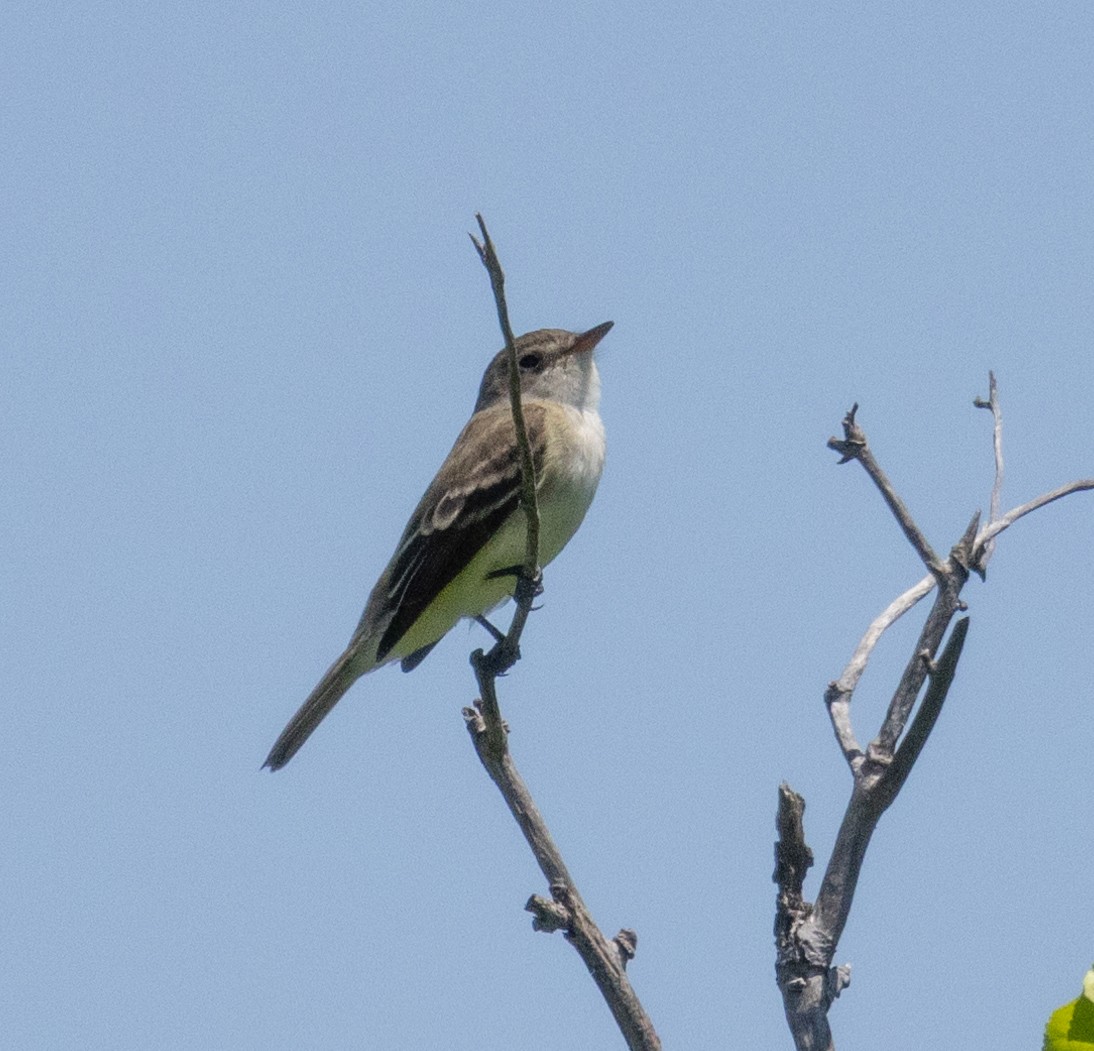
567;320;614;356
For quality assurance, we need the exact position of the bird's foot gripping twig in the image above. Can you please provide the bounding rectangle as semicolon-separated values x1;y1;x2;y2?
475;567;542;678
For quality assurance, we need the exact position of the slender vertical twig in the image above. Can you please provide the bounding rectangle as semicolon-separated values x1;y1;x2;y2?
465;216;661;1051
973;372;1003;571
470;214;540;582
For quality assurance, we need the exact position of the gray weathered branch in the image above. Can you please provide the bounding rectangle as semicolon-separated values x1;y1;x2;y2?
778;379;1092;1050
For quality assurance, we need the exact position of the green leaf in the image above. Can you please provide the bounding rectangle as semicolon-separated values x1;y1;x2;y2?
1044;967;1094;1051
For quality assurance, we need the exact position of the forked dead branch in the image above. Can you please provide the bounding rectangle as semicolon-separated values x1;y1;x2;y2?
775;391;1094;1051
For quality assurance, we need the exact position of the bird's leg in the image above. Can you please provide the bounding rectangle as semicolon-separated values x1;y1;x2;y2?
486;564;545;601
474;615;506;643
474;566;543;677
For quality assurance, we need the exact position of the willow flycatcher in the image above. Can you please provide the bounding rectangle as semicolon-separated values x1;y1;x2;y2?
264;321;612;770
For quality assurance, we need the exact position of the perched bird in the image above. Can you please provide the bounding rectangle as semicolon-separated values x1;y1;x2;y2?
264;322;612;770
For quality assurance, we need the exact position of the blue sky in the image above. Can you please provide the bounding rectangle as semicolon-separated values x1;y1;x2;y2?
3;2;1093;1048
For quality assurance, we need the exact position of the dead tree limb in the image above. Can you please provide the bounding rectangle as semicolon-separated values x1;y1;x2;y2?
776;388;1093;1051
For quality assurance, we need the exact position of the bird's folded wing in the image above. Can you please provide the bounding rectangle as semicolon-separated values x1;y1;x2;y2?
371;403;550;662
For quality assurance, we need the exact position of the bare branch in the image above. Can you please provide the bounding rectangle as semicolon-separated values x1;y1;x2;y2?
832;472;1094;726
779;376;1092;1050
471;214;540;582
973;478;1094;569
874;616;969;813
832;574;936;697
810;589;965;951
871;514;976;759
466;217;661;1051
825;573;935;772
810;440;973;966
828;404;942;574
823;680;863;771
463;695;574;889
462;691;661;1051
973;371;1003;572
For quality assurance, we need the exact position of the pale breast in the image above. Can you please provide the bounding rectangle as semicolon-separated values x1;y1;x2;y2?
535;403;605;565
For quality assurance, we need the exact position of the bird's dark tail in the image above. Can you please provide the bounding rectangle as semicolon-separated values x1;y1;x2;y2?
263;647;365;771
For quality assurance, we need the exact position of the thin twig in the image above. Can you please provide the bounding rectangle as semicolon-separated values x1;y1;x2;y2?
832;575;936;697
824;574;936;772
973;371;1004;573
825;572;935;772
812;590;966;936
470;214;540;581
828;404;942;574
832;472;1094;724
469;216;541;672
466;216;661;1051
974;478;1094;568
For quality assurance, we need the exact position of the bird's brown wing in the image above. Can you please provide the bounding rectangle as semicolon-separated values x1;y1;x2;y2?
368;403;550;663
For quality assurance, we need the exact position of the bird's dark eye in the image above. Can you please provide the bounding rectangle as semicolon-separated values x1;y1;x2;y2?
518;353;542;370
